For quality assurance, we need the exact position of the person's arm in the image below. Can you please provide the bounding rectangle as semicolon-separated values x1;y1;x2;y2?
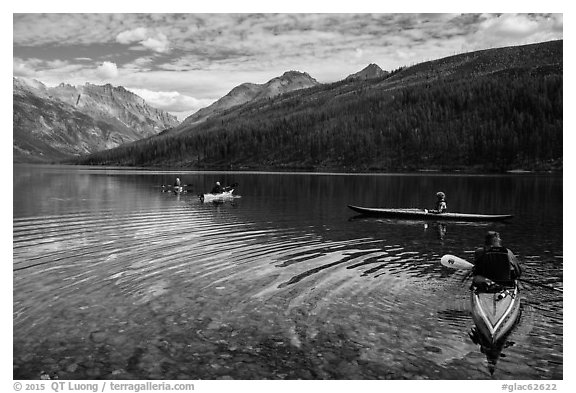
473;274;495;287
508;249;522;278
473;247;484;263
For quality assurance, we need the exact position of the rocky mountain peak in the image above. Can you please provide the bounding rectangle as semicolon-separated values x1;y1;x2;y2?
346;63;389;81
177;70;319;130
14;77;49;95
280;70;314;79
13;79;180;162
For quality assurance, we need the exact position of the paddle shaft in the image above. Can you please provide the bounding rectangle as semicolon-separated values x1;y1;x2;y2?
441;254;562;293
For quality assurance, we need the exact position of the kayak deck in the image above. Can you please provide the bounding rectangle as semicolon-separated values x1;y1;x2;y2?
347;205;513;221
471;284;521;344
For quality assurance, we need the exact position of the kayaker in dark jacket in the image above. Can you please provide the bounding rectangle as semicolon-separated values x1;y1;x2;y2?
210;181;224;194
472;231;522;289
174;178;181;187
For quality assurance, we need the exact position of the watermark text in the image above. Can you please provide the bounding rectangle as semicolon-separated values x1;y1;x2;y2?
501;383;557;392
13;381;195;393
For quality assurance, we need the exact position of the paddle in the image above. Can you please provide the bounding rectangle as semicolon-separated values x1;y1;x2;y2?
441;254;474;269
223;182;239;192
441;254;563;293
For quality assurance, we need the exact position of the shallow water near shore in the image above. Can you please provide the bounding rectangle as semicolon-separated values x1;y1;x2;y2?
13;164;563;379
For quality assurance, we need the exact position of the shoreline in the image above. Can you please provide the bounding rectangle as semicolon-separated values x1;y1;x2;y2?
13;161;563;176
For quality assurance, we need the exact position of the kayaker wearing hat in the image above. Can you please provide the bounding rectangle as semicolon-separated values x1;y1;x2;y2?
432;191;447;214
472;231;522;290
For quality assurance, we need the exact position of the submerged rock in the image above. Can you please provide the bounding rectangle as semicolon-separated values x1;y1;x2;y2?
90;331;107;343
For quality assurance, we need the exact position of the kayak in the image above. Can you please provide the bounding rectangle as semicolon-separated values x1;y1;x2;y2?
200;190;235;202
200;189;235;203
440;254;521;373
347;205;513;221
161;185;188;193
471;282;521;344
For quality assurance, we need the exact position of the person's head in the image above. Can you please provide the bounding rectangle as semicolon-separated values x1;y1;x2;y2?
484;231;502;247
436;191;445;200
216;181;220;186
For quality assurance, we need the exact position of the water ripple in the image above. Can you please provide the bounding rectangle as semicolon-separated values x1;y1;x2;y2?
13;198;562;380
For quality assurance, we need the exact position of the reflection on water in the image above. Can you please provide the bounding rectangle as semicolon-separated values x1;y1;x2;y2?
13;165;562;379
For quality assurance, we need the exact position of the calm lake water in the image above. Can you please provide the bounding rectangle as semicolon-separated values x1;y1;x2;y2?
13;164;563;380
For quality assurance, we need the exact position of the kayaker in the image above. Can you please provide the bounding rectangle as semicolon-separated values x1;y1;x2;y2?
431;191;447;213
174;178;181;187
210;181;224;194
472;231;522;290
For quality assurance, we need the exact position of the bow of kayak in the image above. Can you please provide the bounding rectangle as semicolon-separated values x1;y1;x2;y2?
471;283;521;345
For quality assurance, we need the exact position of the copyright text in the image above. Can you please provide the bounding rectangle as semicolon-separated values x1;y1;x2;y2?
13;381;195;393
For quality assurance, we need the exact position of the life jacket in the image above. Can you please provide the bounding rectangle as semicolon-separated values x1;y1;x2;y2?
473;246;515;286
435;199;447;212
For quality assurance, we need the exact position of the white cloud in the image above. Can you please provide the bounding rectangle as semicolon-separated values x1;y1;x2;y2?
13;13;564;114
96;61;119;80
116;27;171;53
13;57;87;79
471;13;563;48
550;14;563;31
122;56;156;72
116;27;149;44
13;57;39;77
128;88;215;120
479;14;541;38
14;14;564;81
140;34;170;53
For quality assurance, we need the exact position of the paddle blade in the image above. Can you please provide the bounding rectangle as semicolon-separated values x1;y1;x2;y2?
441;254;474;270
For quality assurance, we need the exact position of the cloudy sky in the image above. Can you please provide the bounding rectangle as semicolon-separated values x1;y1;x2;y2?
13;11;563;120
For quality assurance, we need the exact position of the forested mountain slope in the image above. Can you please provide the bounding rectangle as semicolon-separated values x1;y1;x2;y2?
74;40;562;172
174;71;319;130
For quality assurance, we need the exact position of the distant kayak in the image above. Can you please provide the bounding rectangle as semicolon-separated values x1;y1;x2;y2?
161;184;190;193
347;205;513;221
200;189;235;203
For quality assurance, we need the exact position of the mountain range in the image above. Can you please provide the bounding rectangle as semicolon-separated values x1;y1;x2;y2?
13;67;349;161
174;71;319;132
73;40;562;172
13;78;179;162
175;66;386;133
14;40;563;172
